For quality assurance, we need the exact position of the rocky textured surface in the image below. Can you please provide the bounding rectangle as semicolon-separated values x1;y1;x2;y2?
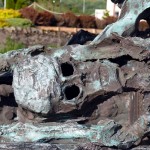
13;55;122;115
0;27;71;47
0;34;150;149
1;0;150;149
0;113;150;149
0;143;61;150
13;55;61;114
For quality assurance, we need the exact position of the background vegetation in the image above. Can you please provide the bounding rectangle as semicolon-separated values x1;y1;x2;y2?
0;9;32;27
6;18;33;27
36;0;106;15
0;37;25;53
0;0;106;15
0;0;34;9
0;0;108;53
19;7;117;29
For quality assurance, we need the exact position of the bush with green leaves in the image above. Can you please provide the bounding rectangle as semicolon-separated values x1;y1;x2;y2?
102;10;110;19
6;18;33;27
79;15;96;28
0;19;10;27
0;9;32;27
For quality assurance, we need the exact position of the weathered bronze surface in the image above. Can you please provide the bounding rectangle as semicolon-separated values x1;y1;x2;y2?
1;0;150;149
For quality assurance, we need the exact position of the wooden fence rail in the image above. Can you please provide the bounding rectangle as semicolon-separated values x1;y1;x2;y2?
37;26;102;34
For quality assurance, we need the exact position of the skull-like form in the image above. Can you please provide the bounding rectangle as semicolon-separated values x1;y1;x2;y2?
13;52;124;115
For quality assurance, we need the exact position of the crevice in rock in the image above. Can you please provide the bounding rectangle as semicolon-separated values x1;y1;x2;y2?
84;59;97;62
0;93;17;124
0;72;13;85
61;62;74;77
123;87;139;92
0;94;18;107
31;49;44;57
12;112;17;120
77;120;88;124
109;55;133;67
133;28;150;39
81;73;86;83
112;38;121;43
43;110;79;122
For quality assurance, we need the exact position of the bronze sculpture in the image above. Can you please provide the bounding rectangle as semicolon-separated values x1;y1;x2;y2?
1;0;150;149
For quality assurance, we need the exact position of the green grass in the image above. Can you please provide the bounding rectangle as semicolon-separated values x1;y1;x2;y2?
6;18;33;27
0;37;26;54
37;0;106;15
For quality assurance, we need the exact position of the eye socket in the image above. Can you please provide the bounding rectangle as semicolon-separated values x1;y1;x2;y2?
64;85;80;100
61;62;74;77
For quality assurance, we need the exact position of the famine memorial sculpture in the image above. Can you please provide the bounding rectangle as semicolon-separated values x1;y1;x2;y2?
1;0;150;149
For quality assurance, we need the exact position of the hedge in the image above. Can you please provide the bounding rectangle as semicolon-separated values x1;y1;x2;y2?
6;18;33;27
20;7;118;29
0;9;21;19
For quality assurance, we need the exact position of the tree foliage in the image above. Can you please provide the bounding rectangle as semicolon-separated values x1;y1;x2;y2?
0;0;106;14
36;0;106;15
6;0;15;9
0;0;34;9
15;0;27;9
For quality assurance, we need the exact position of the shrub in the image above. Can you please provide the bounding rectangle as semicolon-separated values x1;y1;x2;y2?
0;37;25;54
0;9;21;19
0;9;31;28
79;15;96;28
54;14;65;26
104;16;117;25
101;16;117;28
20;7;38;23
102;10;110;19
20;7;56;26
20;8;116;28
0;19;10;28
6;18;33;27
34;11;56;26
95;18;103;29
62;12;80;27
